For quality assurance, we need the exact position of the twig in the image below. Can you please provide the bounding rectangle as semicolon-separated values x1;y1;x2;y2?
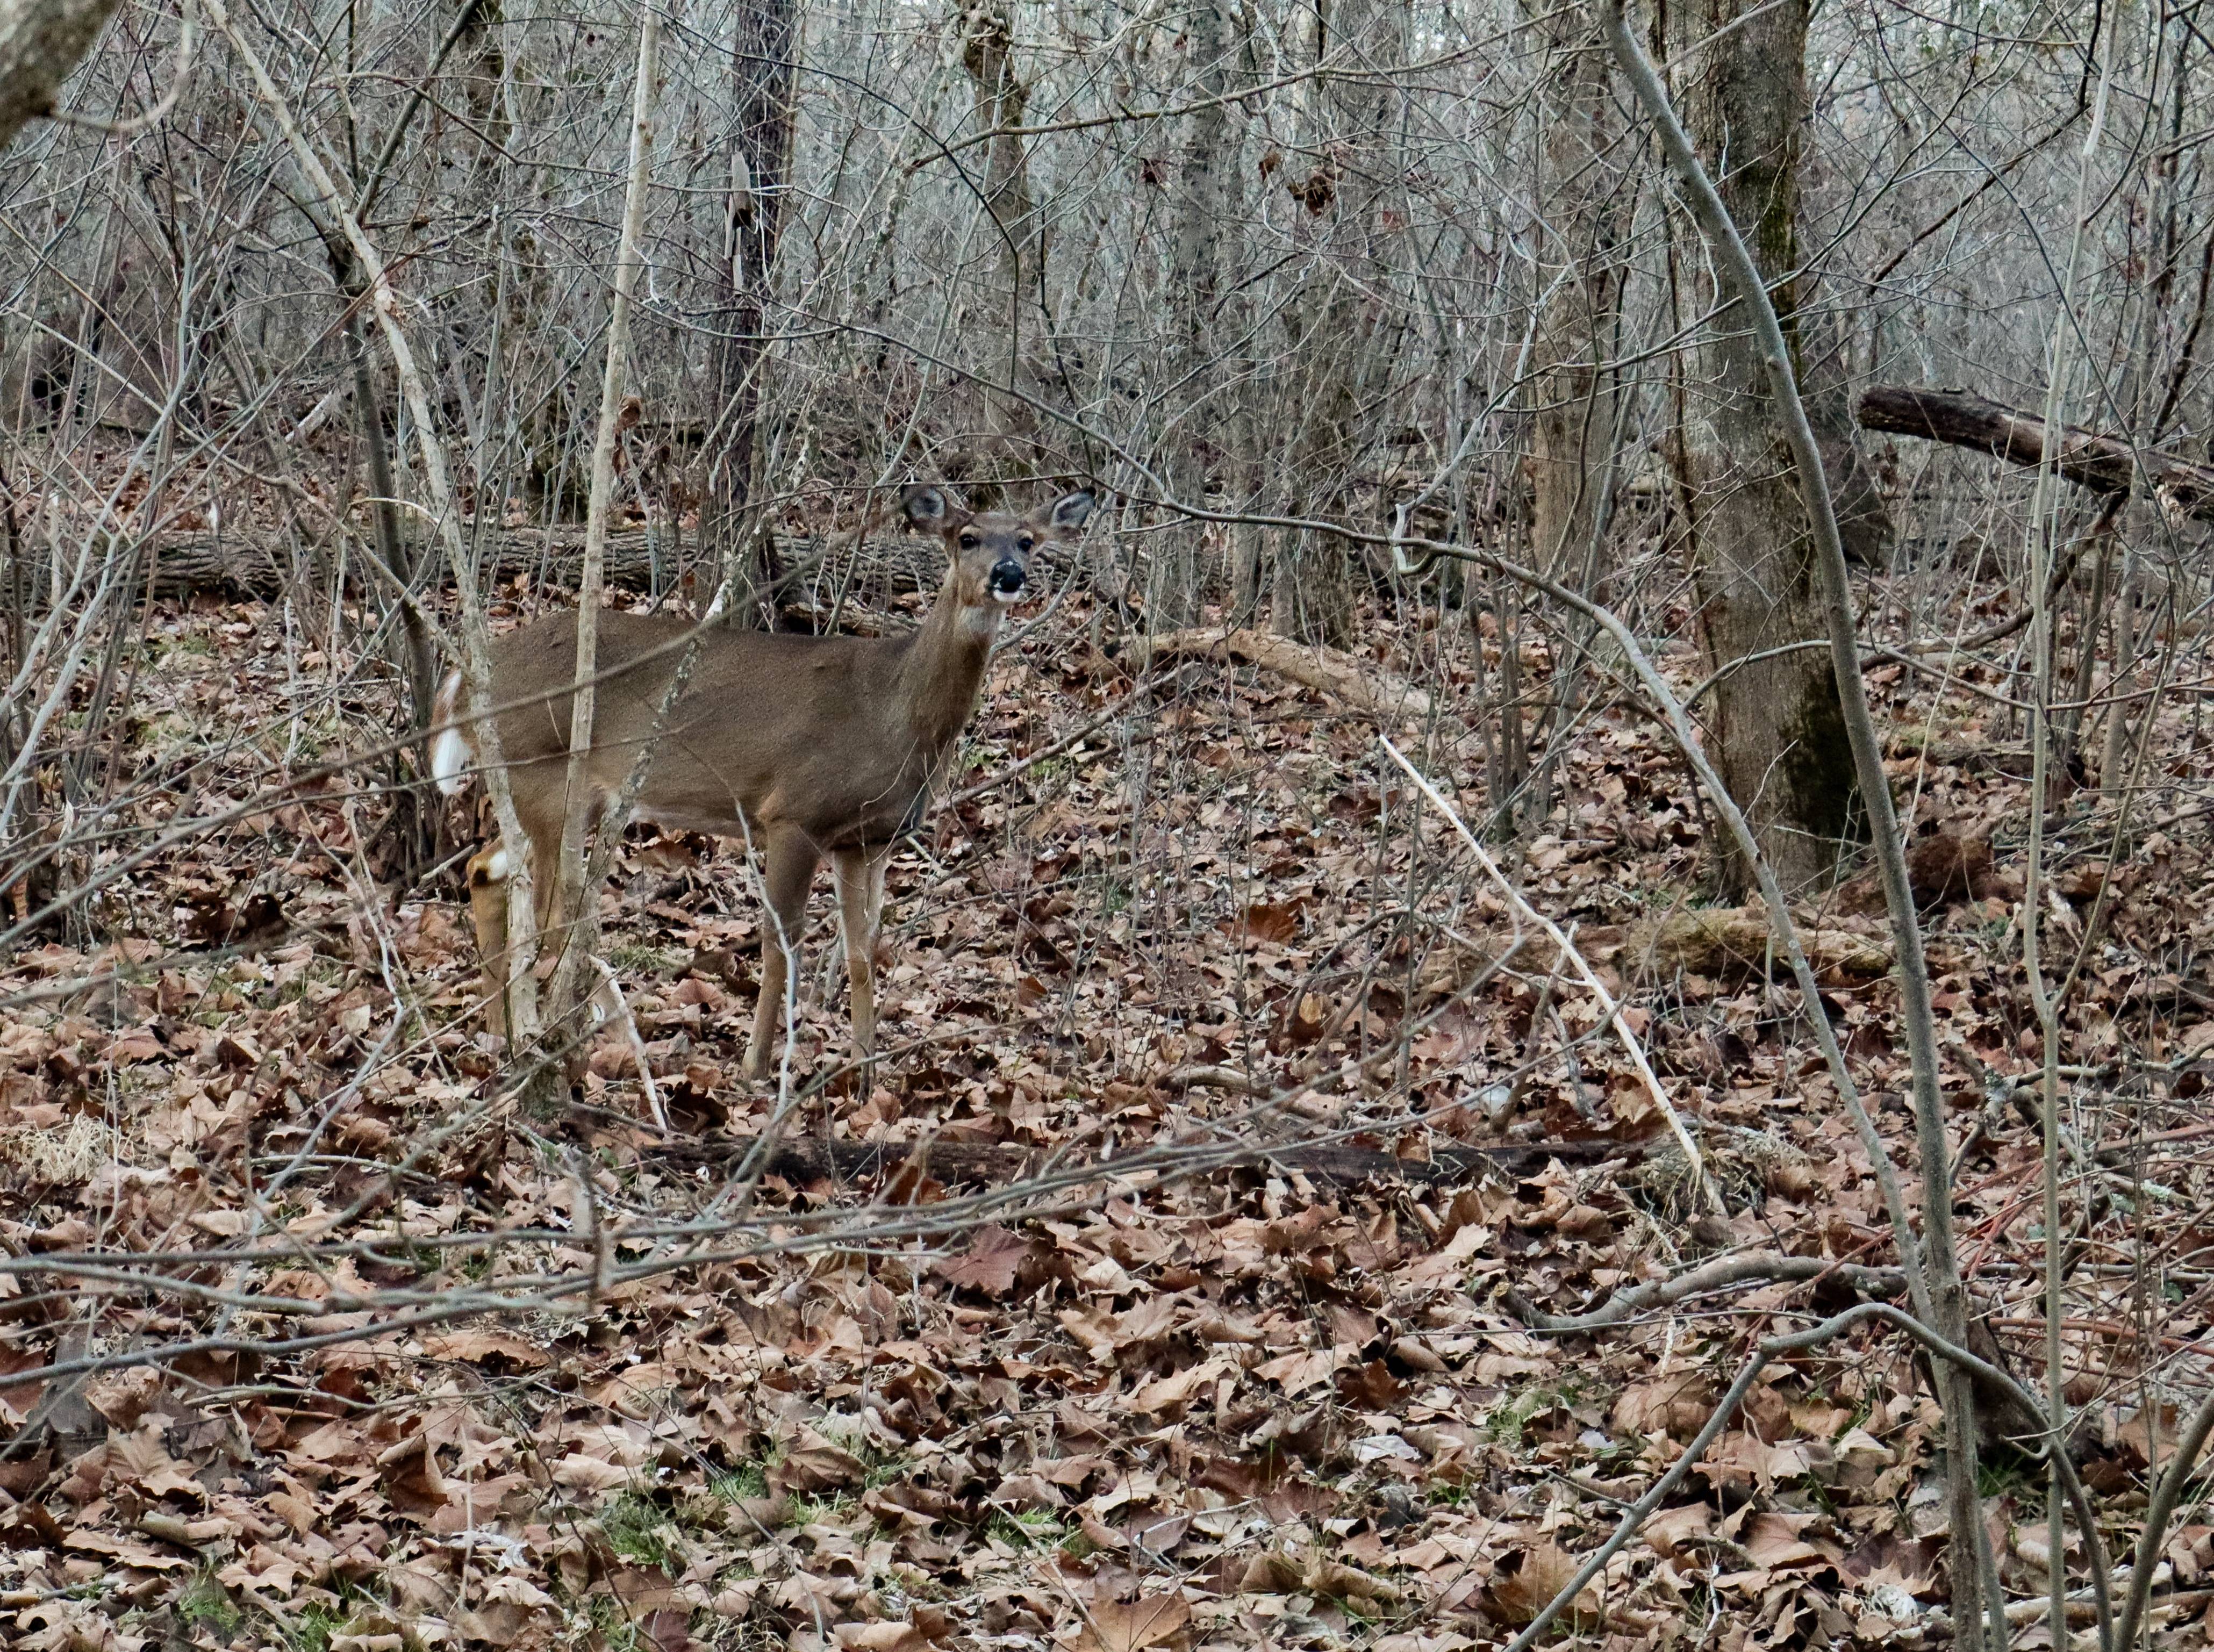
46;0;196;135
1507;1302;2112;1652
1380;736;1722;1213
1502;1339;1775;1652
1508;1253;1907;1333
2117;1385;2214;1651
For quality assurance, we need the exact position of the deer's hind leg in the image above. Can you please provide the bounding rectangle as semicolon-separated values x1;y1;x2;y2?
744;827;820;1081
467;796;565;1040
467;843;517;1037
834;845;893;1062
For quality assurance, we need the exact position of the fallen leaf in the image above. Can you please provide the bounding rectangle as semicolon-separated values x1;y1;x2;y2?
1486;1540;1600;1627
1072;1592;1191;1652
932;1224;1035;1296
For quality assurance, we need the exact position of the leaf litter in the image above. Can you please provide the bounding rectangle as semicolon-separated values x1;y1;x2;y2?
1;574;2212;1650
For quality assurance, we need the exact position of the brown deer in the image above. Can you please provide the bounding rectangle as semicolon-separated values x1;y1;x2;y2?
431;483;1096;1079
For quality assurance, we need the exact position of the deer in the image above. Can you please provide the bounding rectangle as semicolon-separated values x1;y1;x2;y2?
430;483;1096;1080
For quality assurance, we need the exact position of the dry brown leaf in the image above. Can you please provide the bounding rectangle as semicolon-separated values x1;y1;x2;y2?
771;1436;866;1494
1486;1539;1600;1627
932;1224;1035;1296
838;1625;929;1652
1071;1592;1192;1652
1613;1373;1717;1439
1644;1502;1715;1558
1126;1356;1228;1417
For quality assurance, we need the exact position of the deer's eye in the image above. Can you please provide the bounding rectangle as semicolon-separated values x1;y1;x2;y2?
1017;536;1034;552
959;533;980;549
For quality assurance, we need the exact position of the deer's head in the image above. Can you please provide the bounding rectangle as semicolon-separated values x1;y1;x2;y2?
902;484;1096;617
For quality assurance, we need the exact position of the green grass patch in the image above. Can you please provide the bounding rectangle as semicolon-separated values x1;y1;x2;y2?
177;1570;243;1635
601;1489;685;1574
712;1460;772;1502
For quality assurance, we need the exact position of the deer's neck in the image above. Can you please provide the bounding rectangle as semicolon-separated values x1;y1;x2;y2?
897;585;1002;752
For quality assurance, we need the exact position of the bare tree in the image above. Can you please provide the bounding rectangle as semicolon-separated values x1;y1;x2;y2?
1270;0;1408;648
956;0;1037;490
1523;12;1622;585
1152;0;1238;627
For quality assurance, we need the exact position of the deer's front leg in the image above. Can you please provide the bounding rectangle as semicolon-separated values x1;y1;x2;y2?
745;829;819;1081
834;846;891;1062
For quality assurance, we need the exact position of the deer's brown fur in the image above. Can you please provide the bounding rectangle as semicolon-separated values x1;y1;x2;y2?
434;483;1095;1078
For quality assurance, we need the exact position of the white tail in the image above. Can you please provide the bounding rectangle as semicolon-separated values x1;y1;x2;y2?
429;671;471;796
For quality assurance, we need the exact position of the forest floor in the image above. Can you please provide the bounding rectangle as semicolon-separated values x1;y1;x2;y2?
4;557;2214;1652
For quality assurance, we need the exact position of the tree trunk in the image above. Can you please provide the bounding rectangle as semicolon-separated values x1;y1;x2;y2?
1271;0;1403;648
0;0;123;152
958;0;1037;493
705;0;797;627
1670;0;1859;894
1799;306;1894;567
1524;11;1621;584
1153;0;1237;627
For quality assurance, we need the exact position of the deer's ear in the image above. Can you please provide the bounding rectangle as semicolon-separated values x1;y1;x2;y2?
901;484;950;525
1041;490;1096;534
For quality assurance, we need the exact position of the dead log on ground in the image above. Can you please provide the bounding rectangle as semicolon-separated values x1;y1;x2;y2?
1414;904;1894;995
1142;626;1434;720
116;525;944;605
660;1133;1633;1187
1857;384;2214;520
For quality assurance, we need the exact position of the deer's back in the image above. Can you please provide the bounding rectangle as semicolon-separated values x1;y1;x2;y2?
489;610;932;846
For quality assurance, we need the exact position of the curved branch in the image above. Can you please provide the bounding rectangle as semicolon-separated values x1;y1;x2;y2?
1508;1254;1907;1334
1508;1303;2112;1652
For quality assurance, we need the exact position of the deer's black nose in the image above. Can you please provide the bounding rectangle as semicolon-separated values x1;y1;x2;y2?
988;559;1027;599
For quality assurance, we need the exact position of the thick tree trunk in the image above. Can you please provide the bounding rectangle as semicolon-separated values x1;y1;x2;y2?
1671;0;1859;894
704;0;797;627
1524;12;1621;582
0;0;122;151
958;1;1038;493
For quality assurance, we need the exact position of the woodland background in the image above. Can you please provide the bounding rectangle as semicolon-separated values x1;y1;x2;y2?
1;0;2212;1648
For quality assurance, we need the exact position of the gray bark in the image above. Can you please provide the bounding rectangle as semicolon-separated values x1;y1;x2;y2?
1271;0;1404;648
0;0;121;152
1670;0;1860;894
1524;13;1621;583
958;0;1037;491
705;0;798;627
1154;0;1237;627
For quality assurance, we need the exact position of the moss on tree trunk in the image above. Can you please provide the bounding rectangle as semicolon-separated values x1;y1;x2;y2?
1670;0;1865;893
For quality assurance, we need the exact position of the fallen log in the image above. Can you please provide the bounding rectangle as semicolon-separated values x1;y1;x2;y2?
659;1132;1633;1188
1607;905;1894;981
1413;904;1894;997
1141;626;1435;721
1857;384;2214;520
112;523;944;604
